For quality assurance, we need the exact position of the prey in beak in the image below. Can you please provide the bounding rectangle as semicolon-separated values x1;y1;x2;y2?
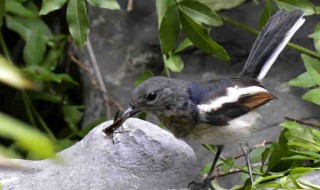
102;106;143;139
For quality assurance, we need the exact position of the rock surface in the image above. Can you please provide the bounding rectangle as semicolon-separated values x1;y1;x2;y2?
299;170;320;186
0;119;200;190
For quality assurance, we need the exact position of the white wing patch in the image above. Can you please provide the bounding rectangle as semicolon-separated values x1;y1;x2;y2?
257;14;305;81
197;85;268;113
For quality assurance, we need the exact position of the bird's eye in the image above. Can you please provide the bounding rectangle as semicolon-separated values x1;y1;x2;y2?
147;91;157;101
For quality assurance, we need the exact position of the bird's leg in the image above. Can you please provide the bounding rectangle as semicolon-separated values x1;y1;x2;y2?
240;143;254;184
188;145;224;190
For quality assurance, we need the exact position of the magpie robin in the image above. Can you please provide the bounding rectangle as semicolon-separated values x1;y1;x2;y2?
122;9;305;189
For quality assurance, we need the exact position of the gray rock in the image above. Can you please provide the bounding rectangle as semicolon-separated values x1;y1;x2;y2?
299;170;320;187
0;118;200;190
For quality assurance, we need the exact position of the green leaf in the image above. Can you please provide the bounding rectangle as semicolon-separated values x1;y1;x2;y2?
164;55;184;72
5;15;53;41
198;0;246;11
289;167;317;180
134;71;154;87
266;143;294;172
5;15;29;40
43;45;65;71
159;5;180;54
200;163;212;175
156;0;176;28
28;92;62;103
202;144;216;154
174;38;193;53
290;150;320;159
0;0;4;27
178;0;223;27
23;66;78;85
250;146;269;163
253;174;284;187
297;178;320;190
259;0;276;28
67;0;90;48
40;0;68;15
0;112;55;159
274;0;316;16
302;88;320;105
287;141;320;152
310;23;320;54
282;155;315;160
280;121;301;129
179;10;229;60
23;25;46;66
5;0;38;18
62;105;84;133
301;54;320;85
261;147;271;173
86;0;120;10
0;54;35;89
313;129;320;144
285;127;316;145
288;72;318;88
222;157;234;173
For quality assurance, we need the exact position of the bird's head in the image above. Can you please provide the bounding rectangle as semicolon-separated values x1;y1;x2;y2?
122;76;188;117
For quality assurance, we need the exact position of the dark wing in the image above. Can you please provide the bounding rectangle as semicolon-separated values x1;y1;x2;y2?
194;78;275;126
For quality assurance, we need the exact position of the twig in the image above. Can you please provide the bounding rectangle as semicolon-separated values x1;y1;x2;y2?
0;31;12;63
21;91;57;142
69;54;124;112
86;38;112;118
285;116;320;128
210;163;263;180
127;0;133;12
232;141;273;160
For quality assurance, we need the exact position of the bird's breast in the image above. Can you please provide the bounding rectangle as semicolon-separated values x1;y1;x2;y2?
160;111;261;145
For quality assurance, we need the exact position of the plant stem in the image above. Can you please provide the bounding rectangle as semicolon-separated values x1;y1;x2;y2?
220;15;320;59
0;30;13;63
21;92;37;127
285;116;320;128
21;91;57;142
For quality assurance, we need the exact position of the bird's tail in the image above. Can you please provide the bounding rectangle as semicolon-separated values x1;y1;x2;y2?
240;9;305;81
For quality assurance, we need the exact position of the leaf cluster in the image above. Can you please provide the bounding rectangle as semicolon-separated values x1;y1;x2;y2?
0;0;120;160
156;0;229;74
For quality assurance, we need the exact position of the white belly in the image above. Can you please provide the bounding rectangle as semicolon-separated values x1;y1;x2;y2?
184;111;261;145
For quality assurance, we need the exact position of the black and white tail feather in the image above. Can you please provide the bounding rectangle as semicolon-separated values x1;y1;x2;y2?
241;10;305;81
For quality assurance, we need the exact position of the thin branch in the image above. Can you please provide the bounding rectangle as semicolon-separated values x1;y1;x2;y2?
210;162;263;180
220;15;320;59
285;116;320;128
235;141;273;159
69;54;124;112
0;31;12;63
21;91;57;142
127;0;133;12
86;38;112;118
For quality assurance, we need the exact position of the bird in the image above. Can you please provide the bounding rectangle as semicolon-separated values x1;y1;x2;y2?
121;9;305;190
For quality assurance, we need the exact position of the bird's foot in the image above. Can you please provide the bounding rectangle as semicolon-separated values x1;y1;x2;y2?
188;178;214;190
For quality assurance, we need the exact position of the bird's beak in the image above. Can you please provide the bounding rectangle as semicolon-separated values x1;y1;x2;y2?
122;106;143;117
